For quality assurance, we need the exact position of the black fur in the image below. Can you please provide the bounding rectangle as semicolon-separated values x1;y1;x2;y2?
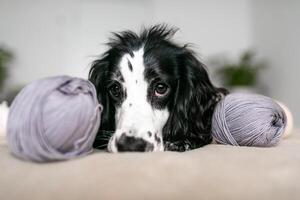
89;24;227;152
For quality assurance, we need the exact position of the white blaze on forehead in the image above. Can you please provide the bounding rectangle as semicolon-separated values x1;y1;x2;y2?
119;48;148;106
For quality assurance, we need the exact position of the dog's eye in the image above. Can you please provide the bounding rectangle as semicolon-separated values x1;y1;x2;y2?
154;83;169;97
109;83;122;99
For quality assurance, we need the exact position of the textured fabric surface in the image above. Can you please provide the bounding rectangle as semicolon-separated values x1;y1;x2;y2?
7;76;101;162
0;130;300;200
212;93;286;147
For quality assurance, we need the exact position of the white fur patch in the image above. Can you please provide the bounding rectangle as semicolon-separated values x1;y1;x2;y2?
108;48;169;152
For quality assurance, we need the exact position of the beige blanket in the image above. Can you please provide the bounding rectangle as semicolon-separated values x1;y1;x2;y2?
1;130;300;200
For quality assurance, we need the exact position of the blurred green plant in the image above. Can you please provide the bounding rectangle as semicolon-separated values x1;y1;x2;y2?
0;46;13;90
214;50;266;87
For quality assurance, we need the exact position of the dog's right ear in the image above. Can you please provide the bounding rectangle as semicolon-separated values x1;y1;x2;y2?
89;58;116;148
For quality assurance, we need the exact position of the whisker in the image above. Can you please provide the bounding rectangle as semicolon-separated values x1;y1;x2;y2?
98;130;114;136
99;130;115;133
99;134;113;138
97;134;111;137
95;144;108;149
96;139;110;143
96;135;112;139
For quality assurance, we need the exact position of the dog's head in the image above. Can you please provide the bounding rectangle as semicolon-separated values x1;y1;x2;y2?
89;25;225;152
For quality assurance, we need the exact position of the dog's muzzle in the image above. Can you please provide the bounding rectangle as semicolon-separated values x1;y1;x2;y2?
115;133;154;152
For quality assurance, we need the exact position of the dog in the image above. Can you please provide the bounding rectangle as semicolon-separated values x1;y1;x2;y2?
89;24;227;152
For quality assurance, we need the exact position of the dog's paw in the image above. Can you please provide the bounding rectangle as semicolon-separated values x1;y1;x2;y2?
164;141;191;152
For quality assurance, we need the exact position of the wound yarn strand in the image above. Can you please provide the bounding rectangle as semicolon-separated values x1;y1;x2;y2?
212;93;286;147
7;76;102;162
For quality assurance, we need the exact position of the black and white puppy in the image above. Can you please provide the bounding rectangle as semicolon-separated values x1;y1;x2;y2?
89;25;227;153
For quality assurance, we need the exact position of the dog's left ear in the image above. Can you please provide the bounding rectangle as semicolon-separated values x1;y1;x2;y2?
163;49;227;151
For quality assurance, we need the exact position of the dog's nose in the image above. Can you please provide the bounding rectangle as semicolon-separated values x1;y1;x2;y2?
116;133;154;152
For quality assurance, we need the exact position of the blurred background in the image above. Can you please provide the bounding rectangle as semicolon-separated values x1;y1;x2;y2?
0;0;299;126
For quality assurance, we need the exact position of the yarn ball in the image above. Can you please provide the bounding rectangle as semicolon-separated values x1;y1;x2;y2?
7;76;102;162
212;93;287;147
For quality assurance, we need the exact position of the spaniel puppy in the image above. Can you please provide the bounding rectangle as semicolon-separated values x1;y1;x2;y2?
89;24;227;152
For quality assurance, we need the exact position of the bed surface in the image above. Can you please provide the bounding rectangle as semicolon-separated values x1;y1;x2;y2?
1;130;300;200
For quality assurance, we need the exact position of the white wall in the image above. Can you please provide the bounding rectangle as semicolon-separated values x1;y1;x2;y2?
251;0;300;125
0;0;252;88
152;0;252;58
1;0;298;125
0;0;154;88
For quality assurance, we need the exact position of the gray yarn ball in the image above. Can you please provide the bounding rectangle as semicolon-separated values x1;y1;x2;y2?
7;76;102;162
212;93;286;147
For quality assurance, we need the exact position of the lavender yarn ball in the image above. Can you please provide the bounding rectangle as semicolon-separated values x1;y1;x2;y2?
7;76;102;162
212;93;286;147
